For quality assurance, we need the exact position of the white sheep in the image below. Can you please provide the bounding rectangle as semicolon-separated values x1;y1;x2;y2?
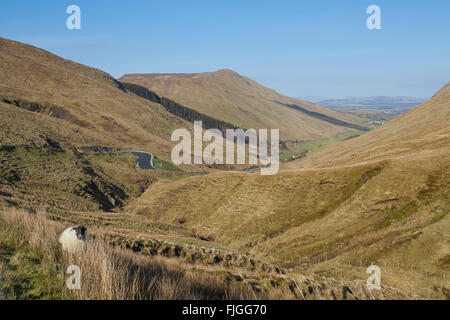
59;225;88;253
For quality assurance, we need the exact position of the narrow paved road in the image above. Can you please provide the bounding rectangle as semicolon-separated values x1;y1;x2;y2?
120;150;156;170
84;148;255;175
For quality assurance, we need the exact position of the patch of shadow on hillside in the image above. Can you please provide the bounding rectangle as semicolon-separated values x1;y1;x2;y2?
1;98;93;129
273;100;368;131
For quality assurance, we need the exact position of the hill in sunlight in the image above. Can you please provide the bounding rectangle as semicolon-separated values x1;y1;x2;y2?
120;69;367;141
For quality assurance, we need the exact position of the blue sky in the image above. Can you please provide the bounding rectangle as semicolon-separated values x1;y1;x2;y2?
1;0;449;99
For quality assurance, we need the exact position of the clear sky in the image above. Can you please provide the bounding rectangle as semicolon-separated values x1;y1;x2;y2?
1;0;449;99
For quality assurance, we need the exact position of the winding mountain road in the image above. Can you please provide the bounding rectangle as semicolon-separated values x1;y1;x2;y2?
83;148;256;175
120;150;157;170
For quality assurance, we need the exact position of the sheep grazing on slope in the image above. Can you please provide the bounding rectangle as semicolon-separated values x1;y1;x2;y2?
59;225;88;253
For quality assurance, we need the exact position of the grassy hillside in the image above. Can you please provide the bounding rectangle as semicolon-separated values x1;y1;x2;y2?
0;208;266;300
0;146;161;212
292;81;450;167
0;36;212;211
130;83;450;299
120;81;242;137
0;37;192;161
1;207;414;300
1;36;447;299
120;70;367;141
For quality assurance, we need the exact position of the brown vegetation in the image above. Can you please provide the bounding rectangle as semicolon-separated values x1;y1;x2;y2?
1;36;448;299
0;36;196;170
0;208;412;300
0;208;265;300
130;82;450;299
120;69;365;141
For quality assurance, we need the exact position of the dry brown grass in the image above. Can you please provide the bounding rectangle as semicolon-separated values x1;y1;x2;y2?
1;37;448;300
128;82;450;299
0;208;264;300
120;69;364;141
0;36;198;170
287;81;450;168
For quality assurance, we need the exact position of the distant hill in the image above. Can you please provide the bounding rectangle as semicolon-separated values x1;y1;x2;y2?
303;86;449;166
318;96;426;113
120;70;367;141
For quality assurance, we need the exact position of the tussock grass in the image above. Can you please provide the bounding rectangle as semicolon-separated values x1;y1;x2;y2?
0;208;262;300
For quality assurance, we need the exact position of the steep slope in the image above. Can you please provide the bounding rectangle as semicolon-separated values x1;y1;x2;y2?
131;82;450;298
291;81;450;167
119;81;239;134
0;37;189;157
0;37;198;211
120;70;366;141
